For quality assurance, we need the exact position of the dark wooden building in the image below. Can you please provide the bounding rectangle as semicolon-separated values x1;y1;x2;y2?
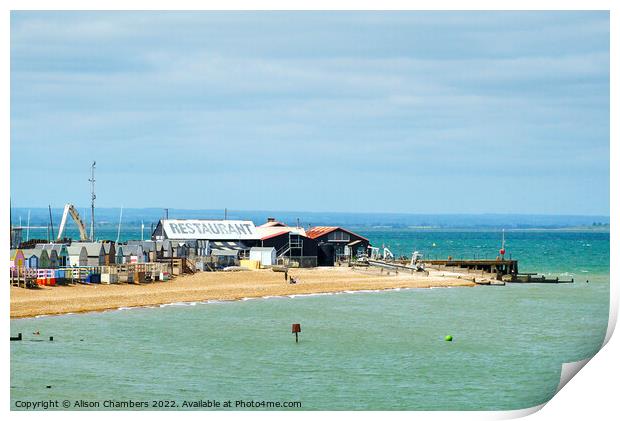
306;226;370;266
251;219;319;267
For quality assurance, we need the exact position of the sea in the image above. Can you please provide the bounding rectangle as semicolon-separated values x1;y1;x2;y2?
10;219;610;411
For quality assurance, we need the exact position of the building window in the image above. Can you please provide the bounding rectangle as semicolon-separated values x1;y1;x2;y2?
328;231;350;242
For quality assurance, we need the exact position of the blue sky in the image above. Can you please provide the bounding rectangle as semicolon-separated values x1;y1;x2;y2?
10;11;610;215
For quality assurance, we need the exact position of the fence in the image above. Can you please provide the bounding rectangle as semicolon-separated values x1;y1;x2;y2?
10;262;174;288
277;256;318;268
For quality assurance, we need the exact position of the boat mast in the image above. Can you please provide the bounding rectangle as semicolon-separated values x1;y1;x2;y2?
89;161;96;241
48;205;55;241
26;210;30;241
116;205;123;243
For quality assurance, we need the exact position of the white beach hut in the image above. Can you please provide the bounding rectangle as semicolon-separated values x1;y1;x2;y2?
67;245;88;267
80;242;105;266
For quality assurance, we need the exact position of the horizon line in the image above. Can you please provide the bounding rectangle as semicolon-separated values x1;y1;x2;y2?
9;206;610;219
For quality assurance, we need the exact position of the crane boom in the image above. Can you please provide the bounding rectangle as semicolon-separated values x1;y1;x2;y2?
57;203;89;241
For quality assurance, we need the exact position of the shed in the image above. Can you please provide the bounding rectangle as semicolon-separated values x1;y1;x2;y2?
211;249;238;267
249;247;276;267
66;245;88;267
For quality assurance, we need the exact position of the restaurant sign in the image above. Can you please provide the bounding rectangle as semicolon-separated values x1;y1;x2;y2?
162;220;259;240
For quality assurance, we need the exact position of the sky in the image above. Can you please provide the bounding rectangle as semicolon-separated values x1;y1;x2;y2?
10;11;610;215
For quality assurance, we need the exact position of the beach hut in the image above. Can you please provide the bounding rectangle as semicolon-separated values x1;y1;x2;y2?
24;249;40;269
102;241;116;265
10;249;25;270
126;240;157;262
36;244;69;267
47;249;59;268
80;242;105;266
156;240;173;259
56;245;69;267
249;247;276;267
67;245;88;267
170;241;190;258
50;244;69;267
115;246;124;264
25;251;38;269
25;249;51;269
122;245;145;264
58;244;69;267
141;241;155;262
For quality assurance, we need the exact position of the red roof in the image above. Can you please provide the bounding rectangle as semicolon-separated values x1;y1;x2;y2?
305;226;337;239
256;226;307;241
260;228;292;241
305;226;369;242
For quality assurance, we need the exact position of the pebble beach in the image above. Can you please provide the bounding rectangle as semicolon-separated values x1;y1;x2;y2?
10;266;480;318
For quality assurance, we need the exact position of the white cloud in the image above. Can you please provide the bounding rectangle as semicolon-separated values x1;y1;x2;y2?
10;11;610;213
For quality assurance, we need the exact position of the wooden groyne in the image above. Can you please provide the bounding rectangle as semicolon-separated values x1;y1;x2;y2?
474;279;506;286
506;274;574;284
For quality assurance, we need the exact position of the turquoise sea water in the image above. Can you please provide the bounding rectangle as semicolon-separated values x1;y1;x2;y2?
11;229;609;410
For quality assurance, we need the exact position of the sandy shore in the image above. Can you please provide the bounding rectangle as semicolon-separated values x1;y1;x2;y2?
10;266;484;319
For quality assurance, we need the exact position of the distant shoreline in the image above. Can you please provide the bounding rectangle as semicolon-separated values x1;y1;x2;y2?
357;226;610;232
16;225;610;233
11;207;609;232
10;267;479;319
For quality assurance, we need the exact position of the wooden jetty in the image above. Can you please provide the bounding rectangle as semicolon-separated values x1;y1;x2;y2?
419;259;518;280
368;259;509;285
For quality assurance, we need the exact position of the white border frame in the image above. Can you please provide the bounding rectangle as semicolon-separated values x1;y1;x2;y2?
2;2;616;420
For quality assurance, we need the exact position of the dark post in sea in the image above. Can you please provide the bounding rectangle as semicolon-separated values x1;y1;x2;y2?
292;323;301;343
